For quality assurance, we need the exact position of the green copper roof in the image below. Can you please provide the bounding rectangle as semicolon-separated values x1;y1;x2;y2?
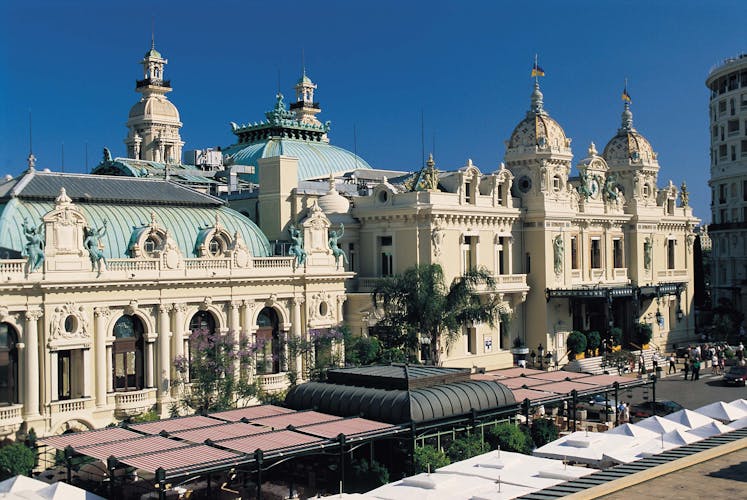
223;138;372;182
0;172;271;259
145;48;162;59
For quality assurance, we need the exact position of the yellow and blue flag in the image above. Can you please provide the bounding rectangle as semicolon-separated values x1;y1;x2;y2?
622;88;631;102
531;64;545;77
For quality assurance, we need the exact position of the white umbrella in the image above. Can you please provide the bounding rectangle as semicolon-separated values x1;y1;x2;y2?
664;409;717;429
532;431;638;467
686;421;732;440
0;476;45;494
727;415;747;430
729;399;747;413
33;482;105;500
694;401;747;422
606;423;660;439
604;429;697;464
634;416;690;435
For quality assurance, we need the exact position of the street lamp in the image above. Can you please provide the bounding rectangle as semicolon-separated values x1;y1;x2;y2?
530;350;537;367
538;344;545;369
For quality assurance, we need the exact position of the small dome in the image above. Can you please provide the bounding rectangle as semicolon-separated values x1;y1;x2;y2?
506;83;570;153
317;177;350;214
602;103;657;167
145;47;162;59
129;96;180;122
297;72;313;85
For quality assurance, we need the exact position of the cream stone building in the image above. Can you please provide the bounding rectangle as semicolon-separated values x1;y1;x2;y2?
706;54;747;310
258;83;700;370
0;168;349;441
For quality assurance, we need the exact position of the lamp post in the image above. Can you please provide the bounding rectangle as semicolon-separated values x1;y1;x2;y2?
538;344;544;369
530;350;537;367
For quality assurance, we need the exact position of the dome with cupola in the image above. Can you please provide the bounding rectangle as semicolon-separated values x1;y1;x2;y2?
602;102;658;168
506;82;571;155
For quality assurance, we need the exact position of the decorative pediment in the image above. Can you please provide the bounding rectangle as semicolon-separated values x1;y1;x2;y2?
42;188;88;257
48;302;92;350
230;231;252;269
302;200;332;254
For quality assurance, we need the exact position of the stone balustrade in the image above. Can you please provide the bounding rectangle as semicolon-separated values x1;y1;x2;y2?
109;388;158;418
256;372;290;393
49;398;90;414
0;404;23;437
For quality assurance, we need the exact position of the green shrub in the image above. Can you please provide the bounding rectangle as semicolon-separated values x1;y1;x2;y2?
413;445;450;473
349;458;389;492
566;331;587;360
609;327;623;347
585;331;601;355
485;423;532;454
530;418;558;447
0;443;36;479
446;434;487;462
129;409;159;423
633;323;653;346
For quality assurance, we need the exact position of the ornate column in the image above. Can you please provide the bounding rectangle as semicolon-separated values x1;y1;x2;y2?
242;300;255;381
291;297;304;378
82;349;93;398
230;302;241;379
23;308;42;417
106;344;114;393
172;304;186;360
93;307;110;407
158;304;172;399
145;340;155;388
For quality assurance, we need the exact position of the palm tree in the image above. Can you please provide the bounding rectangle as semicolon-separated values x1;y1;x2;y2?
371;263;501;365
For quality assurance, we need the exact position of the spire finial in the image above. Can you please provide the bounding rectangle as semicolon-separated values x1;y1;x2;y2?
151;16;155;50
27;110;35;171
302;48;306;78
529;80;544;115
588;142;597;156
427;152;435;167
620;78;634;131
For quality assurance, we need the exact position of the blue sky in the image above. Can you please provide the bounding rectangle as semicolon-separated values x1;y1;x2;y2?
1;0;745;222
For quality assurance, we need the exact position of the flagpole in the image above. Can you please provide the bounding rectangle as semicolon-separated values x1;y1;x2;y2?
534;54;539;85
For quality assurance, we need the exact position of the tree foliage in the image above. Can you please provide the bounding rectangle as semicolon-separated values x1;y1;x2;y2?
349;458;389;492
413;445;450;473
485;423;532;454
530;418;558;447
633;323;653;347
712;298;744;342
0;443;35;479
446;434;488;462
372;264;501;364
566;331;587;360
173;328;258;414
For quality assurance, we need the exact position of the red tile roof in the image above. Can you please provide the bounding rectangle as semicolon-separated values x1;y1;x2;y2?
530;380;599;394
511;388;556;402
525;370;588;381
489;367;546;378
250;410;342;429
576;374;636;386
210;404;295;422
117;444;242;474
297;418;394;439
130;415;223;435
75;435;189;461
171;422;270;443
499;377;552;389
40;427;142;449
216;429;324;455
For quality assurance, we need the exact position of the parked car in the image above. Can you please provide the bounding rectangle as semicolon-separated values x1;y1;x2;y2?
629;400;683;421
575;394;617;416
723;365;747;387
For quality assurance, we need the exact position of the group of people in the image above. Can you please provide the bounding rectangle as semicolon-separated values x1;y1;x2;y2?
680;342;745;380
616;402;631;423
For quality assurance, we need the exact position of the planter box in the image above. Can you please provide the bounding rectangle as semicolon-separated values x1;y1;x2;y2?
511;347;530;355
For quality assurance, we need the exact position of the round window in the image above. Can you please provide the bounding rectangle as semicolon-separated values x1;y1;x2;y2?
518;176;532;193
377;190;389;203
64;315;78;334
209;238;222;256
319;302;328;316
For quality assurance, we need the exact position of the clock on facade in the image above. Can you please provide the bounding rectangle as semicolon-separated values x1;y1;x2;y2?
518;175;532;193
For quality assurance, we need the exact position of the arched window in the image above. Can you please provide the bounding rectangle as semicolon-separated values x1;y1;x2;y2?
188;311;217;379
256;308;280;374
0;323;19;405
112;315;145;391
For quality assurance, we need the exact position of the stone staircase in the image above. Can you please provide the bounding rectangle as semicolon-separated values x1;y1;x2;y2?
564;347;661;375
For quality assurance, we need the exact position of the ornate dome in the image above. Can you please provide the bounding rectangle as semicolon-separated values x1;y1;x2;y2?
506;83;570;153
317;177;350;214
128;96;180;123
602;103;657;167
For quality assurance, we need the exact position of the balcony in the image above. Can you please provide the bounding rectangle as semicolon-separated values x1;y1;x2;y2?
109;388;158;418
256;373;290;394
49;397;92;414
656;269;689;282
0;259;26;279
491;274;529;293
0;404;23;437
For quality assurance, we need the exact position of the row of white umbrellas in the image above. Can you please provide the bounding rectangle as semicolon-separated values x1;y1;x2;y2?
533;399;747;467
0;475;104;500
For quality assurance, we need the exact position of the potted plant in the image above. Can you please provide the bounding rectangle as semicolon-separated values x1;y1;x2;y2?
511;336;529;355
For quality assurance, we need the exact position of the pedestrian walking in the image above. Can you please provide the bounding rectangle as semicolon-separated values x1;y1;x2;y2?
652;352;660;372
683;359;690;380
668;354;676;374
693;358;701;381
638;352;646;376
712;353;719;375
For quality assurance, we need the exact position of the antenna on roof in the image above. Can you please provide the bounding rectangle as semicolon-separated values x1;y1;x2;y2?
27;110;36;171
301;48;306;76
61;142;65;173
151;16;155;49
353;123;358;170
420;109;425;168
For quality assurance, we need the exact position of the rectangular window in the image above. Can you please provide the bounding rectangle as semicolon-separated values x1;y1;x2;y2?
465;181;472;203
496;237;506;275
713;125;719;138
590;238;601;269
348;243;356;272
732;145;737;161
497;185;503;206
720;184;728;203
728;120;740;135
462;235;476;272
58;350;72;401
525;252;531;274
719;144;728;159
721;209;727;223
742;93;747;108
743;180;747;201
667;239;676;270
466;327;476;355
379;236;393;277
613;238;623;268
571;235;579;269
719;100;727;115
